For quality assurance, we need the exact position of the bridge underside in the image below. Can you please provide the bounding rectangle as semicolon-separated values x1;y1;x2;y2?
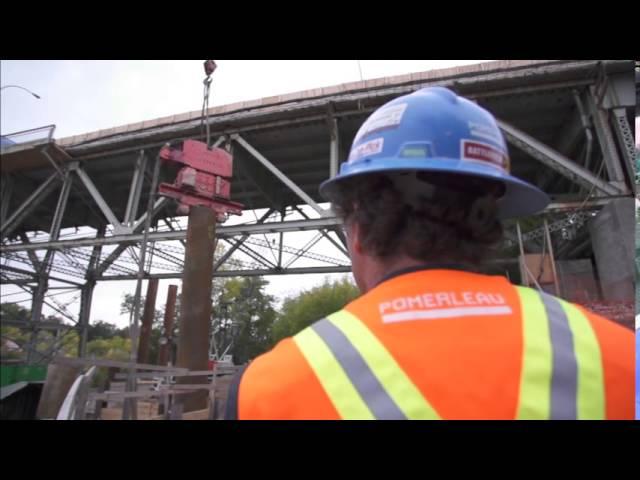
1;59;636;361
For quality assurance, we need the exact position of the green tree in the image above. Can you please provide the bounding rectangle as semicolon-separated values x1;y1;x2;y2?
87;336;132;360
86;335;133;388
87;320;119;342
120;291;169;363
1;326;28;361
271;277;360;345
0;303;30;324
56;329;80;358
120;293;163;325
1;304;31;360
211;276;276;364
1;305;78;361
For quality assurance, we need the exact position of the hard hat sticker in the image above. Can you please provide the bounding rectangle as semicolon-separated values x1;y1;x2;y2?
399;143;433;158
349;137;384;162
461;139;508;171
354;103;408;143
468;121;503;144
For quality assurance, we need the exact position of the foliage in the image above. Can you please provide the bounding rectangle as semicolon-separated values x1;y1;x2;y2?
271;277;360;345
211;276;276;364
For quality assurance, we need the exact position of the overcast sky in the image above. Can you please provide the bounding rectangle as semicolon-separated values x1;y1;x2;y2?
1;60;491;328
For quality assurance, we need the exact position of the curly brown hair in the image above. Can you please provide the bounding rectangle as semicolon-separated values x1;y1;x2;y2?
331;172;505;266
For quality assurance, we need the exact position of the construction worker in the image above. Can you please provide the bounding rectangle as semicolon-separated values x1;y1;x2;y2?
225;86;635;420
636;314;639;419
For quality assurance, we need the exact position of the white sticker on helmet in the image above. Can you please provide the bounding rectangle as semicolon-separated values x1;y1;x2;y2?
354;103;408;142
349;137;384;162
468;121;502;144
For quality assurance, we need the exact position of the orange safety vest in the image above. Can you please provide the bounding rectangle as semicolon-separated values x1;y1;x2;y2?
234;269;634;420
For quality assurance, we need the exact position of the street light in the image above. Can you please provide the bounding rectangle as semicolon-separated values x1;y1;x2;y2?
1;85;41;99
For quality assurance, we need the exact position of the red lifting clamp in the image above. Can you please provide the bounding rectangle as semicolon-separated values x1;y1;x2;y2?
158;139;244;221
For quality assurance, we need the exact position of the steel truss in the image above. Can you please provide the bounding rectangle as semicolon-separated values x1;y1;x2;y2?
1;63;635;363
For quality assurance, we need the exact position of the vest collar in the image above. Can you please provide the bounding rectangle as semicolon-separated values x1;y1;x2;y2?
375;263;478;288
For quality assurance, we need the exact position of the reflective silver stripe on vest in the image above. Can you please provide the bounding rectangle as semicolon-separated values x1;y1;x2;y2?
312;318;407;420
539;292;578;420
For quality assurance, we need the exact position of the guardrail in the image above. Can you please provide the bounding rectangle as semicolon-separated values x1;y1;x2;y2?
0;125;56;152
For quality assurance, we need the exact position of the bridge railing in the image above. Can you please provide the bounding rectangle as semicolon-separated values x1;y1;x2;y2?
0;124;56;152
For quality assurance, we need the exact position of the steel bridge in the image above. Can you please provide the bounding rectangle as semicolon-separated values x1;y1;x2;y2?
1;59;636;361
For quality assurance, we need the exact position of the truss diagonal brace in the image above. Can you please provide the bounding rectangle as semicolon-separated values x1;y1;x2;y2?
213;208;274;271
124;151;148;226
232;134;327;216
1;173;60;240
132;197;169;232
96;198;168;276
74;165;129;234
497;119;623;196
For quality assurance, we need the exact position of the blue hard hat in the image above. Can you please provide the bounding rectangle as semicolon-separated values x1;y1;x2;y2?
320;87;550;218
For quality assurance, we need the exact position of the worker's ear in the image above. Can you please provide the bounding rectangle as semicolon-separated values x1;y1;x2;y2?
349;221;364;255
